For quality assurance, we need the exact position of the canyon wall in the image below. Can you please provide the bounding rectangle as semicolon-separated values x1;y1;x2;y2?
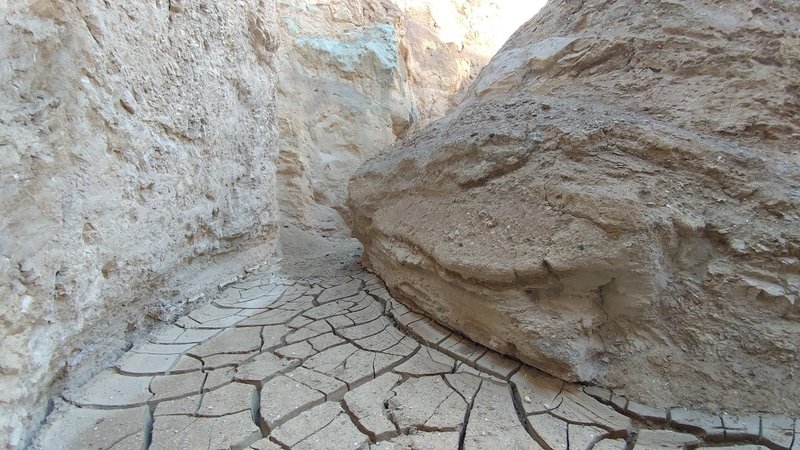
0;1;279;447
276;0;544;233
350;0;800;415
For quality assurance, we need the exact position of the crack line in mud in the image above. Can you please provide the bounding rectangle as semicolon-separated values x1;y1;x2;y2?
457;380;482;450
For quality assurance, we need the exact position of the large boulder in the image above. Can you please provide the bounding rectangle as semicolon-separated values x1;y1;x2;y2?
349;0;800;414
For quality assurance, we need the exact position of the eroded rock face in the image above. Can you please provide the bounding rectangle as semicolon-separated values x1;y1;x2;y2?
349;0;800;414
0;1;278;446
276;0;544;232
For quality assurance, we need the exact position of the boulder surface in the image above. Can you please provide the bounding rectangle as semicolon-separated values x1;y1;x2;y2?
349;0;800;414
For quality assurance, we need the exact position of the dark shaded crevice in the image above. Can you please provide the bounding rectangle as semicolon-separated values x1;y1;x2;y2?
457;380;483;450
142;404;155;450
340;400;380;443
509;382;553;450
622;427;639;450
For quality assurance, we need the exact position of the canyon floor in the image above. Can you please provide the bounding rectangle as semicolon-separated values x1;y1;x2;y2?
32;228;798;450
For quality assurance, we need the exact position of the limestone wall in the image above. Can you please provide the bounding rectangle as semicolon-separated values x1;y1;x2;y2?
0;1;279;446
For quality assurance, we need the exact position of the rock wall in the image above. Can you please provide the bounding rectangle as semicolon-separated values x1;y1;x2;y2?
276;0;545;232
349;0;800;415
0;1;279;447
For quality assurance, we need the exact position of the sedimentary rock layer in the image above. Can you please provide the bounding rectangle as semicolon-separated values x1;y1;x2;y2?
0;1;279;446
349;0;800;414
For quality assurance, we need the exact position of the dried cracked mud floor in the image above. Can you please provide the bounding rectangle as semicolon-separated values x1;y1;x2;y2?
34;231;798;450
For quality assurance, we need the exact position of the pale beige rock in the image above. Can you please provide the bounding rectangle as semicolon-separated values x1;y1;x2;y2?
0;0;279;444
349;0;800;415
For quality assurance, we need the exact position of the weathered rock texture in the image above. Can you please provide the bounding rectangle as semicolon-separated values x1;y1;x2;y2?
350;0;800;415
0;1;278;447
276;0;545;232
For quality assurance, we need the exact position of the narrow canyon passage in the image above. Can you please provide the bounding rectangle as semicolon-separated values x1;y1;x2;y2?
4;1;799;448
33;228;798;450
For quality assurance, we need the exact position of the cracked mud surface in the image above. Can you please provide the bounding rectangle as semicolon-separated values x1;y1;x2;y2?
34;232;798;450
